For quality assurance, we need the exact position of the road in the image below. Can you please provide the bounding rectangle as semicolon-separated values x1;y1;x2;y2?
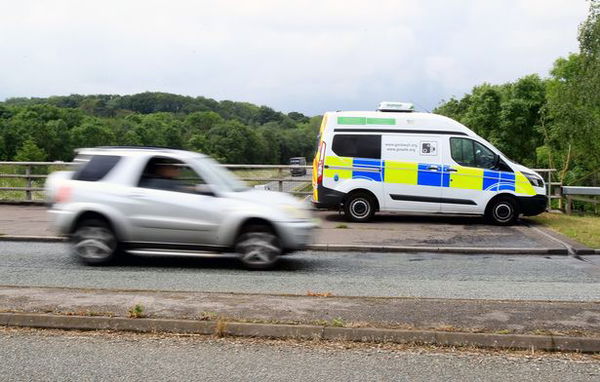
0;328;598;382
1;242;599;301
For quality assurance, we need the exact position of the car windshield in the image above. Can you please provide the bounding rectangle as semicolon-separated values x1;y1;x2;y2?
193;157;249;192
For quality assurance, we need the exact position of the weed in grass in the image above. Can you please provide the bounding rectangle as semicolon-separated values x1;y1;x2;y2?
330;317;345;327
215;318;227;337
199;311;218;321
335;224;349;229
495;329;511;335
128;304;145;319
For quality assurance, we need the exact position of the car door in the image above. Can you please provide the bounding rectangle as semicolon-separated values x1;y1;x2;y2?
123;157;225;247
441;137;514;214
382;134;444;212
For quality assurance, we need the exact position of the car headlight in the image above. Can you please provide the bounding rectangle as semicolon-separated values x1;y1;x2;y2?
523;172;544;188
281;205;311;220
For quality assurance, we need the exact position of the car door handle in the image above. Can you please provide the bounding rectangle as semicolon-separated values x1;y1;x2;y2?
128;193;146;198
426;165;440;171
446;167;458;172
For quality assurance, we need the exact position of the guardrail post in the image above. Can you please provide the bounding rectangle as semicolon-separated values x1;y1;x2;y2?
565;195;572;215
278;167;283;192
25;165;32;201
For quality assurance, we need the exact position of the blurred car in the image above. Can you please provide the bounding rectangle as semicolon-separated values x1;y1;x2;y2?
289;157;307;176
45;147;315;269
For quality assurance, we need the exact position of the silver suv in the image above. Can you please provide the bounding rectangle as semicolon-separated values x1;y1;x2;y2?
45;147;315;269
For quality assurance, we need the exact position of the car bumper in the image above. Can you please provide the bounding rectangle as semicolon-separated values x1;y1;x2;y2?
517;194;548;216
276;220;317;251
47;207;76;235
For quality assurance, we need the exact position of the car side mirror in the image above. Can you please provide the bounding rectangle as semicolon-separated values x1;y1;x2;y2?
195;184;215;196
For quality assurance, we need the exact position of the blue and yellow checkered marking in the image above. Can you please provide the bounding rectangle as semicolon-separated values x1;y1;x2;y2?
322;156;534;195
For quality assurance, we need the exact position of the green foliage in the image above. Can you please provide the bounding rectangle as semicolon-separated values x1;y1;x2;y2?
14;139;47;162
0;92;316;164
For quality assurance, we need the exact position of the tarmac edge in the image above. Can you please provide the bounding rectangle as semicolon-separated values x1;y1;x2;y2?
1;312;598;353
0;235;577;254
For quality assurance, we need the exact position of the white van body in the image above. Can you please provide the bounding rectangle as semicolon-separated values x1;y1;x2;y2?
311;108;547;224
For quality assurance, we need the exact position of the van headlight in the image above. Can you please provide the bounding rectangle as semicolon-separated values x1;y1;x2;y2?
523;172;544;188
281;205;311;220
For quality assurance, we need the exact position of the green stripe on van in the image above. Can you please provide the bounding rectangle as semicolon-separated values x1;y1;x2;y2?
367;117;395;125
337;117;366;125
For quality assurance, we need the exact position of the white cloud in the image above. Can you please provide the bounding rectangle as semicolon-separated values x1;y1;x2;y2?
0;0;589;114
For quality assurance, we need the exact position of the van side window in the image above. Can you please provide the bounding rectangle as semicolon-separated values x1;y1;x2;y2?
450;138;498;170
332;135;381;159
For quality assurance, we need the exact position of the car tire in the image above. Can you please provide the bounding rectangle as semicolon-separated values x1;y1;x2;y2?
72;218;119;265
486;197;519;225
344;192;376;222
235;225;282;270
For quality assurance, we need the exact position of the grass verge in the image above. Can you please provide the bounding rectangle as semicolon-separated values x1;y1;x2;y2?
527;213;600;249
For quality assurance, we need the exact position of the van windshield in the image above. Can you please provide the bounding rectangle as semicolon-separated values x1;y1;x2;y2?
193;157;248;192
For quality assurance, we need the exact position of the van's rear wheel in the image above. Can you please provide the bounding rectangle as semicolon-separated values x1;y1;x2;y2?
344;193;375;222
486;197;519;225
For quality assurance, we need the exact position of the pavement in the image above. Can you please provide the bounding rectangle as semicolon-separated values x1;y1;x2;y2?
0;204;593;253
1;286;598;337
3;329;598;382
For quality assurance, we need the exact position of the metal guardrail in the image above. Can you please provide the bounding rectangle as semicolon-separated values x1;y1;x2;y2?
562;186;600;214
0;161;313;201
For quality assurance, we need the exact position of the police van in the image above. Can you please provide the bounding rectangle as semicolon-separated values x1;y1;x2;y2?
312;102;548;225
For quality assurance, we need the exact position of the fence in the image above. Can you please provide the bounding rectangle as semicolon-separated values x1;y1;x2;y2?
0;161;314;202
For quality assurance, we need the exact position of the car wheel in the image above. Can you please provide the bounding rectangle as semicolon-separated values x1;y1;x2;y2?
344;192;376;222
486;197;519;225
235;226;282;269
72;219;119;265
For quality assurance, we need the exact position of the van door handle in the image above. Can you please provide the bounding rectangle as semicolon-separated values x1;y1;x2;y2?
426;165;440;171
446;167;458;172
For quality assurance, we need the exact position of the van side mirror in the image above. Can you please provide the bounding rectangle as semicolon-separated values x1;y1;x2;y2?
195;184;215;196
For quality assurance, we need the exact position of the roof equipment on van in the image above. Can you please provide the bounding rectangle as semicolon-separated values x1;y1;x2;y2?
377;101;414;112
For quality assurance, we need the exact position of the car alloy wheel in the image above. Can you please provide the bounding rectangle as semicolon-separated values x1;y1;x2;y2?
235;231;281;269
73;220;118;265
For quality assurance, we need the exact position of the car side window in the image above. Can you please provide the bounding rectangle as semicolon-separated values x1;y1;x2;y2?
138;157;206;193
450;138;498;170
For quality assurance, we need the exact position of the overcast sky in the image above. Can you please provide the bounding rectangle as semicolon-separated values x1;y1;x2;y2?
0;0;590;115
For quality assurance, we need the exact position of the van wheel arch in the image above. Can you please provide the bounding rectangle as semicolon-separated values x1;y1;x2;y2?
485;194;520;225
344;189;380;211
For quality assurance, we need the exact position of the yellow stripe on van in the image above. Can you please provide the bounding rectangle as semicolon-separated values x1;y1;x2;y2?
324;156;353;179
515;172;536;196
384;161;418;185
450;166;484;190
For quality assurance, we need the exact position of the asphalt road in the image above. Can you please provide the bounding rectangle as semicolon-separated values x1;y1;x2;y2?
0;329;598;382
1;241;599;301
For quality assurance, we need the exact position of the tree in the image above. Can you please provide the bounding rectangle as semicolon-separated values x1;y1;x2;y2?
70;119;115;148
14;139;47;162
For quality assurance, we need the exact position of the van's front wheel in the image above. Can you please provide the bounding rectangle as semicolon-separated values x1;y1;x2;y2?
344;193;375;222
486;196;519;225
